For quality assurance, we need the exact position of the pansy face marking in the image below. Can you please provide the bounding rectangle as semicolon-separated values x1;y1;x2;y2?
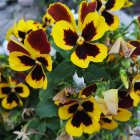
8;29;52;89
0;79;29;110
48;1;108;68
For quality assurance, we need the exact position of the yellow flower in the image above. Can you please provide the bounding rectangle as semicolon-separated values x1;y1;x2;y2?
6;19;42;43
0;77;29;110
96;0;125;30
48;1;108;68
58;84;101;137
8;29;52;89
130;74;140;106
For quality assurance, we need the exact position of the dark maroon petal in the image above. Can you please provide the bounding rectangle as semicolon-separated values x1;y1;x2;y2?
118;90;133;109
18;55;35;66
105;0;116;10
75;43;100;60
71;111;92;127
129;41;140;56
36;57;48;67
80;1;97;24
31;65;45;81
48;3;72;23
82;101;94;112
81;84;97;97
96;0;102;11
64;29;78;46
8;41;29;55
27;29;50;54
101;10;114;26
82;21;96;41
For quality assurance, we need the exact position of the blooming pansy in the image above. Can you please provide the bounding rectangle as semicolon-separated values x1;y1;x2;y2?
0;77;29;110
58;84;101;137
97;89;132;130
130;74;140;106
8;29;52;89
6;19;42;43
96;0;125;30
48;1;108;68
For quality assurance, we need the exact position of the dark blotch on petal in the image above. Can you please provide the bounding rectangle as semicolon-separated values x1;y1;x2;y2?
64;29;78;46
82;101;93;112
27;29;50;54
68;103;79;113
81;84;97;97
80;1;96;24
15;87;23;93
134;82;140;91
105;0;115;10
102;118;112;123
82;21;96;42
48;3;72;23
7;92;19;104
1;87;11;94
31;65;45;81
18;31;26;39
18;55;35;66
71;111;92;127
102;10;114;26
75;43;100;59
118;90;133;109
37;57;48;66
96;0;102;11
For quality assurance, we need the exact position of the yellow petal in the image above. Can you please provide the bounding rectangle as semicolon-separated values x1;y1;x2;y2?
66;118;83;137
9;52;34;71
113;108;132;122
52;20;78;50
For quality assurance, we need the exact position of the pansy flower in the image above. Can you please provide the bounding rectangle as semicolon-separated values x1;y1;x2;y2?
8;29;52;89
129;40;140;62
97;89;132;130
96;0;125;30
48;1;108;68
58;84;101;137
130;74;140;106
6;19;42;43
0;77;29;110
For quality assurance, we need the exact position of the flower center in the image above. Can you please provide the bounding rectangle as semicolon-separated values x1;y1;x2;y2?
99;5;105;14
35;60;41;65
77;36;84;45
77;105;83;111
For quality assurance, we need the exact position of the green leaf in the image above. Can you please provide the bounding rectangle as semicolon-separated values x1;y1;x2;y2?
83;64;111;85
36;100;57;118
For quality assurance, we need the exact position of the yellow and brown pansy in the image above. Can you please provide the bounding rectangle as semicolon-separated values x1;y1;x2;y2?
58;85;101;137
0;78;29;110
96;0;125;30
49;2;108;68
130;74;140;106
8;29;52;89
6;19;42;43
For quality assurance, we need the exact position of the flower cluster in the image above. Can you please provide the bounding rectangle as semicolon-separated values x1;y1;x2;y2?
0;0;140;139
